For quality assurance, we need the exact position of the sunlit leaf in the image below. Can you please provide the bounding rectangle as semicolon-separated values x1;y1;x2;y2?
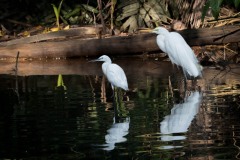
57;0;64;15
82;4;98;13
52;4;59;23
140;8;152;28
117;3;139;21
23;31;30;37
50;27;59;32
121;15;137;32
57;74;67;90
52;0;64;29
63;6;81;19
117;0;169;32
63;25;70;30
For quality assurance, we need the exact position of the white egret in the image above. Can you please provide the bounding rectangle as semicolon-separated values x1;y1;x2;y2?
152;27;202;78
91;55;128;91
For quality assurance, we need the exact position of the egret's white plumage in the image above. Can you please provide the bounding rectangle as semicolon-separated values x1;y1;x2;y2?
92;55;128;91
152;27;202;78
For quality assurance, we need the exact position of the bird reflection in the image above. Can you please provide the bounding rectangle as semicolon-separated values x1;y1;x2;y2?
160;91;202;141
102;91;130;151
103;117;130;151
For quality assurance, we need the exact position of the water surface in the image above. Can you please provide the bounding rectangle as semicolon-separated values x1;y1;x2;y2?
0;57;239;159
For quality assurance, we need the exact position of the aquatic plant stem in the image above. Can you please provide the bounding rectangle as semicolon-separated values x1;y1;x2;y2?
15;51;20;97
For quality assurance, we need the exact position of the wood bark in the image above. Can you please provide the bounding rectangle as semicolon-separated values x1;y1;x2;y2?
0;25;239;58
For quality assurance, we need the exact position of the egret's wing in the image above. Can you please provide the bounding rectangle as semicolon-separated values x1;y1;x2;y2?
106;64;128;90
165;32;201;77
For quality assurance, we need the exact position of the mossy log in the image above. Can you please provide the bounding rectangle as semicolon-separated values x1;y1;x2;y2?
0;25;239;58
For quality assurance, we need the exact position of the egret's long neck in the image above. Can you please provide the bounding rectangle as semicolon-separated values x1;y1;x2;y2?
102;61;111;76
156;35;167;53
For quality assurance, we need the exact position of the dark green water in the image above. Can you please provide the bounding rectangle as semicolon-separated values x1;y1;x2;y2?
0;58;239;160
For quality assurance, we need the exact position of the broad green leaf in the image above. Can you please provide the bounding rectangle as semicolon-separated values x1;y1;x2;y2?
201;1;210;21
116;3;139;20
201;0;223;21
63;6;81;19
52;4;59;21
117;0;169;32
52;0;64;29
52;4;60;28
57;74;67;90
58;0;64;14
210;0;223;19
82;4;98;13
121;15;137;32
234;0;240;8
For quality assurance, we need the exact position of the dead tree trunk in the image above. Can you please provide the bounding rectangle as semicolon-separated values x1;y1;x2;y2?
0;25;239;58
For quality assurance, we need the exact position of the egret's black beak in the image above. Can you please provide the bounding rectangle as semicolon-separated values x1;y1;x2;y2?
89;58;99;62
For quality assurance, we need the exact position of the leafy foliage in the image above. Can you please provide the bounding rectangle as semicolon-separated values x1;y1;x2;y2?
233;0;240;7
116;0;170;32
52;0;64;29
1;0;240;35
202;0;240;21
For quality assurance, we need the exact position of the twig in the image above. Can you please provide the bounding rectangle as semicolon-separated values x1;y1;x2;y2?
7;19;31;27
168;76;173;98
97;0;106;34
15;51;20;97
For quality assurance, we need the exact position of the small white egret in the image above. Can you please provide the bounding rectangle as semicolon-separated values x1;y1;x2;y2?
91;55;128;91
152;27;202;78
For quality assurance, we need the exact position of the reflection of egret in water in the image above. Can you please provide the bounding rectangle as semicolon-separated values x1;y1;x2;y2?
102;91;130;151
103;117;130;151
160;91;202;142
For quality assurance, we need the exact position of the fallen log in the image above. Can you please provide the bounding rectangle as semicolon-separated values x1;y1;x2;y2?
0;25;239;58
0;26;102;46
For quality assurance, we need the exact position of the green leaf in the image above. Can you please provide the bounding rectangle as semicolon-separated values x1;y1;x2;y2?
201;1;210;21
116;3;139;21
210;0;223;20
234;0;240;8
121;15;138;32
52;4;59;21
58;0;64;15
202;0;224;21
52;4;59;28
82;4;98;13
57;74;67;90
52;0;64;29
63;6;81;19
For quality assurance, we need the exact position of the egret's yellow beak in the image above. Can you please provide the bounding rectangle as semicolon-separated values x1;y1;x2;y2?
152;28;158;33
138;28;153;33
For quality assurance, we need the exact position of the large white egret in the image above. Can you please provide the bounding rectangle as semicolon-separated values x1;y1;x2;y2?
91;55;128;91
152;27;202;78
